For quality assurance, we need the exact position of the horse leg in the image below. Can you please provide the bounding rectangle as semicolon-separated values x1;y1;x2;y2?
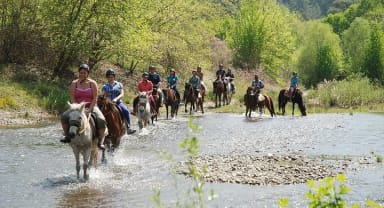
83;150;91;181
292;102;295;116
185;102;188;113
73;149;81;179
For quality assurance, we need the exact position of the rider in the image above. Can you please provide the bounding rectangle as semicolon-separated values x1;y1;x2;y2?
288;71;299;99
213;63;226;93
251;74;264;105
148;65;163;106
166;68;180;101
225;68;235;93
196;66;206;91
60;63;107;150
102;68;136;135
189;70;201;97
132;72;154;115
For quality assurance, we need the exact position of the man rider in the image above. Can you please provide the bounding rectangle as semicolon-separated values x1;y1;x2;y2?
213;63;226;93
225;68;235;93
251;74;264;105
148;65;163;106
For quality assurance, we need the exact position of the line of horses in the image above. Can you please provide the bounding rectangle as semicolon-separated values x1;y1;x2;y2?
65;83;306;180
243;87;307;118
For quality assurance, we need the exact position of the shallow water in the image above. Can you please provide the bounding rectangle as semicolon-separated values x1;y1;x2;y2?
0;112;383;208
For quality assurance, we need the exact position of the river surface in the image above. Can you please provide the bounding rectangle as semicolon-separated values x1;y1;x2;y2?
0;112;383;208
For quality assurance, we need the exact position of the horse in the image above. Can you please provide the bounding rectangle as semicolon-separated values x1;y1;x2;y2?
97;95;126;162
244;87;275;118
162;87;179;119
151;85;162;122
223;78;232;105
66;102;98;180
184;82;197;114
196;85;205;113
136;92;151;129
214;79;225;107
278;88;307;116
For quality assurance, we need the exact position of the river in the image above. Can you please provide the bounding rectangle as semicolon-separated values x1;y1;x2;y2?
0;112;383;208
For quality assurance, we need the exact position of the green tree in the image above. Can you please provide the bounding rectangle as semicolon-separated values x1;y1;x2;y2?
0;0;47;64
363;26;384;85
341;17;371;74
228;0;295;76
296;21;343;88
41;0;130;77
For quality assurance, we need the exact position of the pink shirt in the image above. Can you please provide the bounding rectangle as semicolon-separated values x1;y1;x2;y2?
74;83;93;104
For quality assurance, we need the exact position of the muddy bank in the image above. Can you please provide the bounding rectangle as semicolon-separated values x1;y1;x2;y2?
0;109;56;128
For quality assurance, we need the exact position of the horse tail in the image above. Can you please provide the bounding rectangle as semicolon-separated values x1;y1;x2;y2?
269;96;276;116
278;90;284;111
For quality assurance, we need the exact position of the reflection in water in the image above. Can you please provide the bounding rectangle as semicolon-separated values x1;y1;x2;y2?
0;113;383;207
57;187;107;208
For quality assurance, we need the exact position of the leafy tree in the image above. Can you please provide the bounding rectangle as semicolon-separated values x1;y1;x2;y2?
41;0;130;77
363;26;384;85
227;0;296;75
341;17;371;74
296;21;343;88
0;0;47;64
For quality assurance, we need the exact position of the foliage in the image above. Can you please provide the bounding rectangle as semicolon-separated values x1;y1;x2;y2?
341;17;371;74
152;117;215;208
307;75;384;108
362;26;384;86
296;21;343;88
226;0;296;75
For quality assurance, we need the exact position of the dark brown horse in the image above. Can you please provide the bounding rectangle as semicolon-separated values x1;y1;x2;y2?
278;89;307;116
244;87;275;118
184;83;196;114
162;87;179;119
97;95;126;162
214;80;225;107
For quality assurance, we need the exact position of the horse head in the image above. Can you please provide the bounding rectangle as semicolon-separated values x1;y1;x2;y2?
67;102;88;139
137;92;150;113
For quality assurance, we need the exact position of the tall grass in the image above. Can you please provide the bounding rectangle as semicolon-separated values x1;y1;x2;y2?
307;76;384;109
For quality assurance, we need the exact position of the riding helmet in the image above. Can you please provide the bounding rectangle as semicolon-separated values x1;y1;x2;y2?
292;71;297;76
142;72;149;78
149;65;156;70
170;68;175;73
106;68;116;77
79;64;90;72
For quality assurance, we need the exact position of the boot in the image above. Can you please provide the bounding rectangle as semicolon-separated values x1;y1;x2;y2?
98;142;105;150
60;135;71;143
127;125;136;134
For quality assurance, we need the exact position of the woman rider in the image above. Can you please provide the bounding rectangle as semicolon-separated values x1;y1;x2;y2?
166;68;180;101
60;64;107;150
102;68;136;134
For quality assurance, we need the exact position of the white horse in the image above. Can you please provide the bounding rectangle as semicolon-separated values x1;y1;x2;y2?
66;102;98;180
136;92;151;129
224;77;233;105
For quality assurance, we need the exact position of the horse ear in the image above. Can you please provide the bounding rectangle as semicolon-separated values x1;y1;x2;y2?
79;102;86;112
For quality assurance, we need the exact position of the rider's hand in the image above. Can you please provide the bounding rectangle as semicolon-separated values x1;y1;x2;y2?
112;98;118;103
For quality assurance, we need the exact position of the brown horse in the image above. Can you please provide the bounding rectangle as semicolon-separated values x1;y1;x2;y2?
97;95;126;161
196;86;205;113
244;87;275;118
151;86;162;122
278;89;307;116
214;80;225;107
184;83;196;114
162;87;179;119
